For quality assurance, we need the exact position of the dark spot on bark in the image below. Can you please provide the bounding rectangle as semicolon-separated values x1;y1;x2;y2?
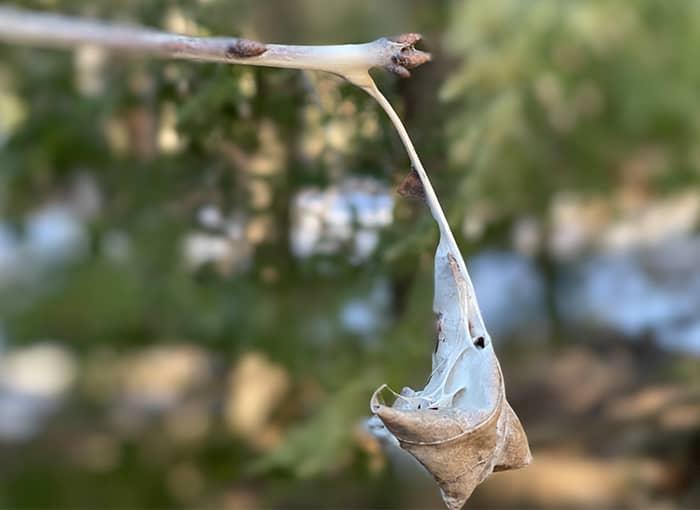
474;336;486;349
226;38;267;58
398;167;426;201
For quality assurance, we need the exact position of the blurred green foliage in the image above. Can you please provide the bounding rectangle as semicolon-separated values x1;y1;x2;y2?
442;0;700;221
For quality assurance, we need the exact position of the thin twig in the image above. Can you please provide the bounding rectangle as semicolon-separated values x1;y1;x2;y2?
362;82;487;331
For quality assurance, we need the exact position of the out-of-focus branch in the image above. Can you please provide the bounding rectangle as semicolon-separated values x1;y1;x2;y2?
0;7;429;86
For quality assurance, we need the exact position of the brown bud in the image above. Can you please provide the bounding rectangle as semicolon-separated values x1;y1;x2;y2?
389;33;422;45
399;50;432;69
397;167;426;201
226;38;267;58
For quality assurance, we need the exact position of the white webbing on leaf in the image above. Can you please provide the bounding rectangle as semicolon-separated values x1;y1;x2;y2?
364;79;531;510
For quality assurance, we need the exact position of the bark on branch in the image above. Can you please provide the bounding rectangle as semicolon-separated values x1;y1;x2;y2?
0;7;429;84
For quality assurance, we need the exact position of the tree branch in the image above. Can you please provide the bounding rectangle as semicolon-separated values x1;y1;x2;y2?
0;7;428;85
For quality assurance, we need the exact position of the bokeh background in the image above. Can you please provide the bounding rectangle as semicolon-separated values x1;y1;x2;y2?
1;0;700;508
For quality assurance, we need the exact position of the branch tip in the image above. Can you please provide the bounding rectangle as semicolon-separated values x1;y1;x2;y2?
384;34;431;78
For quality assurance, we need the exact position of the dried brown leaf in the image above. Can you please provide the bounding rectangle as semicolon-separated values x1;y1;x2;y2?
369;234;531;509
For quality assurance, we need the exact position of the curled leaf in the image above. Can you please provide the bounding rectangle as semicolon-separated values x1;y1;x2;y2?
370;236;531;509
